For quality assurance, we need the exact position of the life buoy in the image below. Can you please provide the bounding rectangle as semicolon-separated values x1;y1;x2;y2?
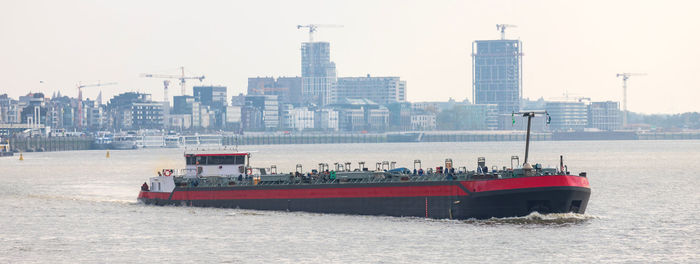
246;167;253;175
163;169;172;177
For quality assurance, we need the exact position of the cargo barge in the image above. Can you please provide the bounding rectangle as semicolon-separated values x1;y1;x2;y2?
138;112;591;219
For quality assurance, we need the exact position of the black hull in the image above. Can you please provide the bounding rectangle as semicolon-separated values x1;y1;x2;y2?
139;185;590;220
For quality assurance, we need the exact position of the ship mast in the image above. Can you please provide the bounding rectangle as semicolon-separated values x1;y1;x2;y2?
515;111;548;165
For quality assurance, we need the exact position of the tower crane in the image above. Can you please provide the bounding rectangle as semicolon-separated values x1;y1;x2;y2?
616;73;647;127
296;24;343;42
76;81;117;130
496;24;517;40
141;66;205;101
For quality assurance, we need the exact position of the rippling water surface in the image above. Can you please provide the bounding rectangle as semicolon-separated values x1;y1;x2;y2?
1;140;698;263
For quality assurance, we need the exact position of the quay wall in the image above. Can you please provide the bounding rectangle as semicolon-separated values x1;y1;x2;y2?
223;132;550;146
2;131;699;152
8;137;93;152
223;134;387;146
636;132;700;140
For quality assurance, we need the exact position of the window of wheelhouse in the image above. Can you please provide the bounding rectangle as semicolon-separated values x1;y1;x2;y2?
208;155;245;165
186;155;196;165
190;155;245;165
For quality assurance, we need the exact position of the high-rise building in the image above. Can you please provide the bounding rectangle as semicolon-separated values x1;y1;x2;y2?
301;42;337;106
193;86;227;109
472;39;523;114
130;102;164;130
588;101;621;131
193;86;227;128
240;95;279;132
337;75;406;105
172;95;195;115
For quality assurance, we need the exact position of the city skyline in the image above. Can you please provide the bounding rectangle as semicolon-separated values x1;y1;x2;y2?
1;0;699;114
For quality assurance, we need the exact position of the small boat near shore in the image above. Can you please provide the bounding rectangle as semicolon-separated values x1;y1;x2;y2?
110;132;138;150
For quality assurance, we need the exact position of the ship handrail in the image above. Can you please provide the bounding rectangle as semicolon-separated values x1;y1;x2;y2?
169;170;577;188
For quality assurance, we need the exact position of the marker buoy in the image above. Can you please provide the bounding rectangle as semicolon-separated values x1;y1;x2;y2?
106;151;110;158
19;153;23;161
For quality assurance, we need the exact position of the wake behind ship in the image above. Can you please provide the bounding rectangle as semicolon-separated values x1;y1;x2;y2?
138;112;591;219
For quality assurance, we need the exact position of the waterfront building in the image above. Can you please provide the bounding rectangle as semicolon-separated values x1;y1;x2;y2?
0;94;21;124
332;98;389;132
248;77;303;105
19;93;47;126
336;75;406;105
241;105;263;131
130;102;164;130
545;101;588;131
262;95;279;131
193;86;227;109
225;105;242;131
366;107;390;132
338;108;365;131
301;42;337;106
387;102;412;131
436;103;498;130
588;101;621;131
172;95;195;115
410;113;436;131
315;109;339;131
282;106;315;131
472;39;523;114
240;95;279;131
193;85;228;128
107;92;164;130
169;114;192;130
83;100;107;131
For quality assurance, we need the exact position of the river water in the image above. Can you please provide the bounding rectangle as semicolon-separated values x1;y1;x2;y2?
1;140;698;263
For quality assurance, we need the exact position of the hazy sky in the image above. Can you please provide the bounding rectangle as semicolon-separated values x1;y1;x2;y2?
1;0;698;114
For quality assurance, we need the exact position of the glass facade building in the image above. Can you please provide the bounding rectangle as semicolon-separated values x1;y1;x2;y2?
301;42;337;106
472;39;523;114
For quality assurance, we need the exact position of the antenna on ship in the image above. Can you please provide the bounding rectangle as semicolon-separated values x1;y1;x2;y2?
514;111;549;165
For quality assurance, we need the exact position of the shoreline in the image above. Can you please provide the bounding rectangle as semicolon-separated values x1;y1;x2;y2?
4;130;700;153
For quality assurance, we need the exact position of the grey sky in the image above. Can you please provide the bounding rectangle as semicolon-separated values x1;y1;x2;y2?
1;0;698;114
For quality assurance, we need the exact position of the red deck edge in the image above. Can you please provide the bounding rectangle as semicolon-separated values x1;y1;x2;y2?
461;175;590;193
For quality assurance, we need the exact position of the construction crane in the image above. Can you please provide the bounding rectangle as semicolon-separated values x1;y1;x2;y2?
616;73;647;127
141;66;205;101
76;81;117;130
296;24;343;42
496;24;517;40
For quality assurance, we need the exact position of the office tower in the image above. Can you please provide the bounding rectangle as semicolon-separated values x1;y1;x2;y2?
472;39;523;114
301;42;337;106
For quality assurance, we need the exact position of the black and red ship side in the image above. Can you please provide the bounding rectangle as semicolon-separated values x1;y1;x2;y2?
138;174;590;220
